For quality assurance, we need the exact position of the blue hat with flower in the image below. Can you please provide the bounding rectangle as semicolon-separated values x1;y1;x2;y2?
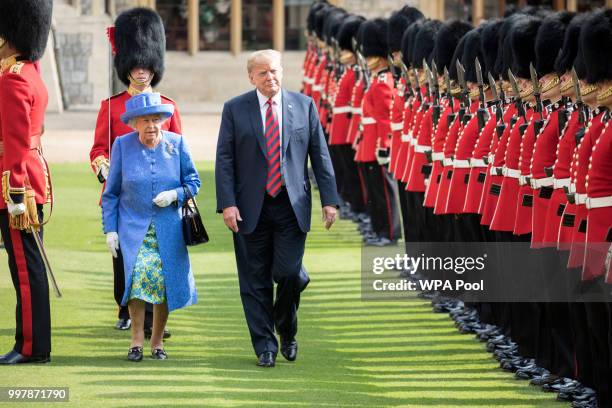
120;92;174;124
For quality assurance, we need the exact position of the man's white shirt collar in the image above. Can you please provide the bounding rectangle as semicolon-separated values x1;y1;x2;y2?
257;89;282;109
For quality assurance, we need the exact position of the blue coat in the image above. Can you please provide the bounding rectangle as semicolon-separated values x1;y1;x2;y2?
102;130;200;312
215;89;339;234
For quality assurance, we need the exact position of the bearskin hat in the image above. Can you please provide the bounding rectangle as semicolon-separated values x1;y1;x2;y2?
535;11;575;76
462;27;485;83
580;9;612;84
114;7;166;88
413;19;442;69
361;18;389;58
323;9;347;45
388;6;424;53
494;14;525;80
554;12;590;76
449;32;467;81
314;5;333;40
307;2;328;35
400;20;424;67
337;15;365;52
433;19;472;74
510;16;542;79
480;20;502;78
0;0;53;62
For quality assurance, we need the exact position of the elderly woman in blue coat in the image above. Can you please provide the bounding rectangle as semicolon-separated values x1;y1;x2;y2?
102;92;200;362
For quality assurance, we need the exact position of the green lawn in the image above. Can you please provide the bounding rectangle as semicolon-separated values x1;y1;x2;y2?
0;162;566;407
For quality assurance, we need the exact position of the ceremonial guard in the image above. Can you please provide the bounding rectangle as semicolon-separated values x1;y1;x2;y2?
0;0;54;364
90;7;181;335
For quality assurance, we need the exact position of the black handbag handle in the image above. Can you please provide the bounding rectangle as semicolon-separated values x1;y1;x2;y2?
182;186;201;215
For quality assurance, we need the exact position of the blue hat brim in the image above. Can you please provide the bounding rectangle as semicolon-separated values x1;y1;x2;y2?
120;104;175;124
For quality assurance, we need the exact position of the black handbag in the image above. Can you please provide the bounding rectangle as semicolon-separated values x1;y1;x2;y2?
181;186;209;246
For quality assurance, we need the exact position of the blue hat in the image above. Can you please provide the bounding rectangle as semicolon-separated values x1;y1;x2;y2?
120;92;174;124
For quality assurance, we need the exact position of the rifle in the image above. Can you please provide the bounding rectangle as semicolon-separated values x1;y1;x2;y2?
488;72;506;138
444;67;455;113
423;59;432;100
398;55;414;99
529;63;545;135
475;57;489;132
332;38;344;82
456;61;470;125
508;69;529;136
429;61;442;127
413;67;423;103
571;67;586;126
388;54;399;84
355;46;370;90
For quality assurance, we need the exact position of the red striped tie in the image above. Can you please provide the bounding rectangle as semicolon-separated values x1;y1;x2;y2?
265;98;282;197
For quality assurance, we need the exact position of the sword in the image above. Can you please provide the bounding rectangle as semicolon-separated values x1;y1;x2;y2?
31;227;61;298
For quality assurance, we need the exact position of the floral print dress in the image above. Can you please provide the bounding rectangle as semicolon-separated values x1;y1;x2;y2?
128;222;166;304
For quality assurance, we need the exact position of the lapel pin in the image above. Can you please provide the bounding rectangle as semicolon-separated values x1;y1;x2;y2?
288;104;292;109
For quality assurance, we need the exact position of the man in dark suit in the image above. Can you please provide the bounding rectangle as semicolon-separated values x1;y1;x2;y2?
216;49;339;367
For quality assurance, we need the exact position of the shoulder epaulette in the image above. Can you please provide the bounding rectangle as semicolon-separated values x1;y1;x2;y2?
160;94;176;103
106;91;127;101
9;62;25;75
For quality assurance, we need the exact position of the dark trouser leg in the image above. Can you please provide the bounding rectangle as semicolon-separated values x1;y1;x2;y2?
329;145;345;203
397;181;409;244
341;146;366;213
0;208;51;357
364;161;400;241
114;250;153;327
270;192;307;340
585;301;611;407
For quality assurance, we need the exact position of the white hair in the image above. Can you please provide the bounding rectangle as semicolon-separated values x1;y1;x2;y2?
127;114;166;130
247;49;282;73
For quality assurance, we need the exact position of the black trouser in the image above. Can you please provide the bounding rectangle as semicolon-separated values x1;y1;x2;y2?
328;145;346;204
233;188;307;356
363;161;401;241
0;207;51;358
339;145;367;214
113;250;153;328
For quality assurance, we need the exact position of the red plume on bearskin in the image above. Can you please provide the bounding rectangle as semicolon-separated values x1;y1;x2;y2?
106;26;117;55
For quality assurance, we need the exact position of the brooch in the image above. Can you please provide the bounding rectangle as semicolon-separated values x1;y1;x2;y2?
165;141;176;155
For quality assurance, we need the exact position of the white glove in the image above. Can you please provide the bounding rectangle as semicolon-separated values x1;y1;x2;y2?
106;232;119;258
7;202;26;216
99;163;110;181
153;190;178;208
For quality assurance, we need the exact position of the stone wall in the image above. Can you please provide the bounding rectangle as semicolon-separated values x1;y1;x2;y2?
338;0;419;18
55;32;94;106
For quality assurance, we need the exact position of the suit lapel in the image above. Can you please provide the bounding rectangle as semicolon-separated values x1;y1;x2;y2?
282;89;294;157
248;90;267;157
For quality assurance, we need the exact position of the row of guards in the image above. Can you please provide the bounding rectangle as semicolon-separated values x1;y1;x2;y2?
301;2;611;408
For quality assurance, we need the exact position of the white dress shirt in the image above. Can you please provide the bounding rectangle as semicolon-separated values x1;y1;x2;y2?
256;89;285;184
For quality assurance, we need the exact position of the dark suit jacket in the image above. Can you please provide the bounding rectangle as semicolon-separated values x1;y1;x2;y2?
215;88;338;235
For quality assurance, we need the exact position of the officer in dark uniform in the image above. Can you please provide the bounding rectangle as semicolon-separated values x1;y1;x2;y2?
0;0;53;365
90;8;179;337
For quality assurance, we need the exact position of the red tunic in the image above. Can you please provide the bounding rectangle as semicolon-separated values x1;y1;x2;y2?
348;78;365;146
424;104;453;208
0;59;49;210
359;71;393;163
389;78;406;175
584;120;612;282
311;56;327;109
464;111;496;213
329;68;356;145
406;105;433;193
394;96;420;180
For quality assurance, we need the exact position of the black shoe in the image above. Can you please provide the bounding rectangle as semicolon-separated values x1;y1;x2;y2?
115;318;131;330
0;350;50;365
144;328;172;340
365;237;397;247
280;338;297;362
127;346;143;362
151;348;168;360
257;351;276;367
530;373;559;386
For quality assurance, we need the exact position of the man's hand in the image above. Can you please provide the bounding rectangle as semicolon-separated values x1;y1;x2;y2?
223;206;242;233
153;190;178;207
106;232;119;258
7;202;26;217
322;205;337;230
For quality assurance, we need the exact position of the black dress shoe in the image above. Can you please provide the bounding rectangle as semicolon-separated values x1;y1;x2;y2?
280;338;297;362
151;349;168;360
127;346;143;362
0;350;50;365
144;328;172;340
257;351;276;367
115;318;131;330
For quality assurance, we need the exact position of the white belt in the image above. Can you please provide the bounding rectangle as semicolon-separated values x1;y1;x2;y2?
519;175;528;186
569;183;576;194
352;107;362;115
312;85;323;92
391;122;404;131
470;158;487;168
410;138;417;146
586;196;612;209
362;117;376;125
453;159;470;168
575;193;587;205
304;77;314;84
432;152;445;161
530;177;554;189
443;157;453;166
333;106;352;114
401;133;411;142
553;177;570;189
490;166;502;176
414;144;432;153
502;166;521;179
488;153;494;164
